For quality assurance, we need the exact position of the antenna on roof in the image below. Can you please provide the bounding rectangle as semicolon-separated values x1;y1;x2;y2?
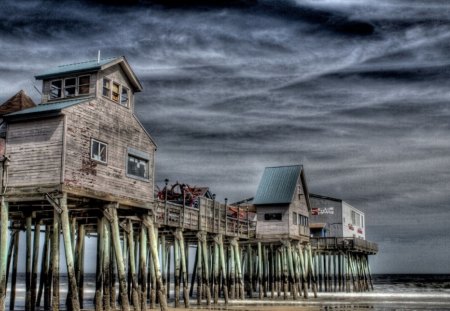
97;50;101;63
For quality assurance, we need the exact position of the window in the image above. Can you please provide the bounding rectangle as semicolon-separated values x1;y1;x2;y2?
50;75;90;100
264;213;282;221
293;212;298;225
127;148;150;180
121;87;129;107
112;82;120;103
50;80;62;99
298;215;309;227
64;78;76;97
361;215;364;228
351;210;361;226
91;139;107;164
78;75;90;95
103;78;111;98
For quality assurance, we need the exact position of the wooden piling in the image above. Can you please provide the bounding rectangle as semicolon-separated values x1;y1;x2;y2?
51;210;60;311
9;229;19;310
144;216;167;311
174;236;180;307
77;224;85;307
25;216;33;311
0;198;8;310
31;221;41;311
103;218;111;311
196;240;203;304
126;220;140;311
212;235;220;304
37;227;49;308
139;224;147;311
217;235;228;304
107;205;130;311
200;232;211;305
307;245;317;298
95;218;104;311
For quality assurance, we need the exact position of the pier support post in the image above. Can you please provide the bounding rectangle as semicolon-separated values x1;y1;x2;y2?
0;198;8;310
198;232;211;305
307;245;317;298
106;204;130;311
37;227;49;308
9;229;19;310
60;193;80;311
31;220;41;311
144;215;167;311
174;229;189;308
95;218;104;311
26;215;32;310
139;224;147;311
126;220;140;311
217;234;228;304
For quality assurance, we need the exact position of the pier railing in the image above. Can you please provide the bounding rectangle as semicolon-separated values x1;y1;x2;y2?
153;197;257;239
310;237;378;254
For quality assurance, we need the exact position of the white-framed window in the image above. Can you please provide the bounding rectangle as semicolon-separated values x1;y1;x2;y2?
126;147;149;180
120;86;129;107
91;139;107;164
293;212;298;225
50;80;62;99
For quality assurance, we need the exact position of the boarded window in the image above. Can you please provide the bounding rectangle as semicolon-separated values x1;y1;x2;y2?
103;78;111;98
264;213;282;221
293;212;298;225
78;75;90;95
91;139;107;164
50;80;62;99
121;87;129;106
112;82;120;103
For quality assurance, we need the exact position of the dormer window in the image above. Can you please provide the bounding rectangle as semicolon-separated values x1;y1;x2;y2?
49;75;91;100
102;77;130;108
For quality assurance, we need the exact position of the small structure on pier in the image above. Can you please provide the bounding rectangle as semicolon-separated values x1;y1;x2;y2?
252;165;311;242
309;193;365;240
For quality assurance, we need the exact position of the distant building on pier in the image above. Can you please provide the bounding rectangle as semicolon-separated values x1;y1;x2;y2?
309;193;366;240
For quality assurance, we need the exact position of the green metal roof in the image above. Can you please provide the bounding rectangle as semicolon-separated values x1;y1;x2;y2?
5;97;93;117
35;57;119;79
253;165;302;205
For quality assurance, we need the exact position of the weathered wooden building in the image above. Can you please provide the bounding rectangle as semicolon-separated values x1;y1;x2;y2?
309;193;366;240
253;165;311;242
5;56;156;206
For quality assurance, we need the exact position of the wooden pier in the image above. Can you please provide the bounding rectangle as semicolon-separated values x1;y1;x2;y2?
0;57;378;311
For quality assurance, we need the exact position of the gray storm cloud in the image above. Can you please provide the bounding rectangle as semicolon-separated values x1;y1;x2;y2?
0;0;449;273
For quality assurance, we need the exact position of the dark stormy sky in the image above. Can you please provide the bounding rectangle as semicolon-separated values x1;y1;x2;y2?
1;0;449;274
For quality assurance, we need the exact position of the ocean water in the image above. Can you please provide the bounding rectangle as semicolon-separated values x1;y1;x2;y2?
4;274;450;310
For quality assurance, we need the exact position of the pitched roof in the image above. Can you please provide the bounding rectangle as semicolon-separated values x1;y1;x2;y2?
35;56;143;92
253;165;303;205
5;97;93;117
0;90;36;116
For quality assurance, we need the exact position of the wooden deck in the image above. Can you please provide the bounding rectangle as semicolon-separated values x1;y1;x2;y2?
310;237;378;255
154;197;256;239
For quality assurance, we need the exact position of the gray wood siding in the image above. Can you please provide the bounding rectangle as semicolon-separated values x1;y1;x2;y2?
63;97;155;204
288;176;310;237
256;205;289;237
6;116;64;186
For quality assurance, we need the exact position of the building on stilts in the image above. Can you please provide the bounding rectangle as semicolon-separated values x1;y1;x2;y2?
0;56;377;311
